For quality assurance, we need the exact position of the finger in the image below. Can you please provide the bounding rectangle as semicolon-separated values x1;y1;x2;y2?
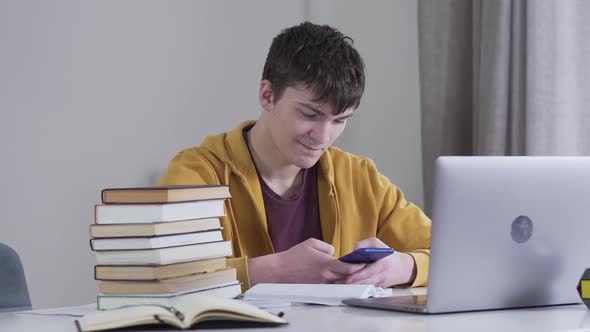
343;261;383;284
328;259;367;275
306;238;335;256
320;270;350;283
353;237;387;250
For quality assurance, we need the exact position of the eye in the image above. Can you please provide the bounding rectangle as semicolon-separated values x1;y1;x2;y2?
299;110;317;118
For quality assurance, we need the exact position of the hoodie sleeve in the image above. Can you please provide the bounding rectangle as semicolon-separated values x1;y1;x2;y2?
365;158;432;287
226;257;251;291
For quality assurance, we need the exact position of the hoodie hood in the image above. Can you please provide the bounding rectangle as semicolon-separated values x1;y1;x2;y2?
199;120;336;192
199;120;258;185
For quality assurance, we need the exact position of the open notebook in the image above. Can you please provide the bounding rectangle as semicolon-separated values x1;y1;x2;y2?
243;284;395;306
75;293;286;331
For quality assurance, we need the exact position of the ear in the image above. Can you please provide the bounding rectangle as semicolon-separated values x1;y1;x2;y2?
259;80;274;112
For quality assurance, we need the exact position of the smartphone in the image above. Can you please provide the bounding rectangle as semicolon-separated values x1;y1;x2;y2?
339;248;394;264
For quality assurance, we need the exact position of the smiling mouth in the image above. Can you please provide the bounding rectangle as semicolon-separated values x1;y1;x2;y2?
298;141;323;151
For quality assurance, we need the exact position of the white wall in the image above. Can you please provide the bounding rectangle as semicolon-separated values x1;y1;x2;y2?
0;0;422;308
310;0;424;205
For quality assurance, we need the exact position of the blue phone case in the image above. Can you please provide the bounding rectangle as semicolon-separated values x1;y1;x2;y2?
339;248;394;264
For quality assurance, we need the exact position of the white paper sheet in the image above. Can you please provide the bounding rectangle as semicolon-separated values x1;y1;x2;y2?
17;303;98;317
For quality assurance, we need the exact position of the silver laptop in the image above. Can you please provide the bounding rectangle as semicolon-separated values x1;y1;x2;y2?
344;156;590;313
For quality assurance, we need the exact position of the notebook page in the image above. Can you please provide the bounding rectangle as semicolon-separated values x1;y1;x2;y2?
244;283;393;306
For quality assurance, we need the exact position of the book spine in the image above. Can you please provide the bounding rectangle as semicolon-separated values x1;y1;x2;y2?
93;205;99;224
100;189;107;204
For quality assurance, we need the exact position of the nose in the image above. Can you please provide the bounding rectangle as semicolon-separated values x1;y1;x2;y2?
309;121;331;147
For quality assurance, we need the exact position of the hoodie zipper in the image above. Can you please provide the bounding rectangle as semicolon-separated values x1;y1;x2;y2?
329;184;341;256
222;165;244;257
238;175;275;253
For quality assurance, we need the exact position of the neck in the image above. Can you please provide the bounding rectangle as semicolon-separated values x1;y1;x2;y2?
247;123;303;197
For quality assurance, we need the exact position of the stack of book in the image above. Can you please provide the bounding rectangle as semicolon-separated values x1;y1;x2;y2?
89;185;241;310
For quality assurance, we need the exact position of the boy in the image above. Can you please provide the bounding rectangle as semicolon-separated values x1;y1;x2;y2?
158;22;431;289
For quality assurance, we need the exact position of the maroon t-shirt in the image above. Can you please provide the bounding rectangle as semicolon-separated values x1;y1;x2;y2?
260;164;323;252
243;128;323;252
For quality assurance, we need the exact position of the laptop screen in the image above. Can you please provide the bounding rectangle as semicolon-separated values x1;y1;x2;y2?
425;157;589;313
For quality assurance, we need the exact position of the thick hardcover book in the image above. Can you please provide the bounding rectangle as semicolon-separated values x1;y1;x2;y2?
94;257;227;281
98;268;237;294
76;293;286;331
96;282;242;310
94;241;232;265
94;200;225;224
89;217;222;238
90;229;223;251
101;185;230;204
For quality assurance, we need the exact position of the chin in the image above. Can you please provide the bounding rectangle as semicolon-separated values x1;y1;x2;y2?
292;156;321;169
285;144;324;168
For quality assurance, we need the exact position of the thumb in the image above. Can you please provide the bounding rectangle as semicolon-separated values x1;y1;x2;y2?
354;237;387;250
305;238;335;256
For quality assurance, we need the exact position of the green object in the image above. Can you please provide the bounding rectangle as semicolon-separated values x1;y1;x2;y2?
577;268;590;308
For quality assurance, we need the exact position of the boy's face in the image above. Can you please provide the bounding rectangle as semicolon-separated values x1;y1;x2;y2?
261;82;354;169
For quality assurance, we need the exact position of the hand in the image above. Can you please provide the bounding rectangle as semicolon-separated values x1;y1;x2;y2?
248;238;366;285
334;237;417;287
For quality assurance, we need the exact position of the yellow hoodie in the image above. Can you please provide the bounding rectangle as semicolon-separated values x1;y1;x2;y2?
158;121;431;289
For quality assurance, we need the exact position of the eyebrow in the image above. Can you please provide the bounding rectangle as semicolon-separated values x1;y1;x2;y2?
297;102;354;121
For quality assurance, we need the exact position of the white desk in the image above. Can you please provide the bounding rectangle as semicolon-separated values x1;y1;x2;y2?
2;303;590;332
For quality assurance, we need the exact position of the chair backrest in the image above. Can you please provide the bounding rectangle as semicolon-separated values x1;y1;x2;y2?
0;243;32;312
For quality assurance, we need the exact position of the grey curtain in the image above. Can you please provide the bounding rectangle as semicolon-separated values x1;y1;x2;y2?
418;0;590;214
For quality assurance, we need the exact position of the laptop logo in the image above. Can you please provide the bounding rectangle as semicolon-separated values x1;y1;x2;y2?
511;215;533;244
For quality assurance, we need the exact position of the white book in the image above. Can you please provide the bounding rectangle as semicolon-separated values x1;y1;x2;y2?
244;283;394;306
89;218;222;238
94;200;225;224
97;282;242;310
90;229;223;251
95;241;232;265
